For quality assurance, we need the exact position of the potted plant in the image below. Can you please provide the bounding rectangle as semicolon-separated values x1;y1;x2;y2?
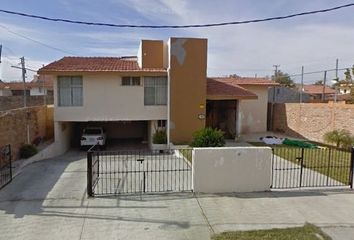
151;130;168;151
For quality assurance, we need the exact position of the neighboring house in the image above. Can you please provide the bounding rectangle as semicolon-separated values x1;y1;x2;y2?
301;84;336;101
337;82;352;94
29;75;54;96
0;81;12;96
0;76;53;96
269;84;336;103
38;37;277;154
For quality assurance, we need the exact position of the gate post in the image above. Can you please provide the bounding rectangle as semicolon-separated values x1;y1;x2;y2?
8;145;12;180
299;148;305;188
87;151;93;197
350;147;354;189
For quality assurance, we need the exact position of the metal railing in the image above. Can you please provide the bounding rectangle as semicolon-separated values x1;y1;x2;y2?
87;148;193;197
0;145;12;190
271;146;354;189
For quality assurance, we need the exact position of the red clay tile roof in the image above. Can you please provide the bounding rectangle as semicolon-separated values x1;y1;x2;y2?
299;84;336;95
0;82;30;90
209;77;279;86
0;78;53;90
38;57;167;73
207;78;258;99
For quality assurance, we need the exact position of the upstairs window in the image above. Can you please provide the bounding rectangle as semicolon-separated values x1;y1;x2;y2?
122;76;141;86
144;76;167;105
58;76;83;106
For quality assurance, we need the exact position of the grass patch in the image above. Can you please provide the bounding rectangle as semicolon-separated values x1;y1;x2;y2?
179;148;193;162
212;223;331;240
248;142;351;184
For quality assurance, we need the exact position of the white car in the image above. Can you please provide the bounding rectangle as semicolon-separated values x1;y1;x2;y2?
80;127;107;149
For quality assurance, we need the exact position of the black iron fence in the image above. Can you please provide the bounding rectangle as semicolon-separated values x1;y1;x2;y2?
87;148;193;196
272;146;354;189
0;145;12;190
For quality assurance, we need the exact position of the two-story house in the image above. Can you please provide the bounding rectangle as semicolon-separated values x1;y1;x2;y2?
38;37;277;154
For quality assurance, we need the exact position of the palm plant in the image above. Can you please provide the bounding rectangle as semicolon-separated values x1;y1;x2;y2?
323;129;353;148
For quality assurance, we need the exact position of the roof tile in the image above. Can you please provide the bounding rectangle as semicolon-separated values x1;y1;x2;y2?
207;78;258;99
38;57;166;73
209;77;278;86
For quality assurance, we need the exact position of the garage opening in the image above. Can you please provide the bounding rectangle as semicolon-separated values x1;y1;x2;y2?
71;121;148;150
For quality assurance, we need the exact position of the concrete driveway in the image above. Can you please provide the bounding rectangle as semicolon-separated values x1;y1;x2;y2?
0;150;354;240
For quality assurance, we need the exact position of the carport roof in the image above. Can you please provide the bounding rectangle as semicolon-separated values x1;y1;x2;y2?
207;78;258;100
38;57;167;74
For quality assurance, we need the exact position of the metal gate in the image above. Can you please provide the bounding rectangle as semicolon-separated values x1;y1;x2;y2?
271;146;354;189
87;148;192;196
0;145;12;190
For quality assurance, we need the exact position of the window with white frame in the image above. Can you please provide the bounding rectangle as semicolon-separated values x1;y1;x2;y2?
122;76;141;86
157;120;166;128
144;76;167;105
58;76;83;106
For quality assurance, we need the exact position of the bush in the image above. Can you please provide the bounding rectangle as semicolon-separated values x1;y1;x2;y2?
323;129;354;149
191;127;225;147
20;144;38;159
153;130;167;144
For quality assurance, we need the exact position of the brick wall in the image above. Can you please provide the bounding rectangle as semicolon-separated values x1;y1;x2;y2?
0;95;54;111
0;105;54;160
273;102;354;143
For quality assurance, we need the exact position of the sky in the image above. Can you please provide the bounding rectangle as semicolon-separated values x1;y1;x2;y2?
0;0;354;84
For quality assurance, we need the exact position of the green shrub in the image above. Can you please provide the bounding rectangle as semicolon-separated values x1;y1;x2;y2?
153;130;167;144
20;144;38;159
323;129;354;149
191;127;225;147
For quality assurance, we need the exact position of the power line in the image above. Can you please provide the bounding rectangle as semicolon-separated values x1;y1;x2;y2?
0;24;75;55
0;3;354;28
288;67;352;78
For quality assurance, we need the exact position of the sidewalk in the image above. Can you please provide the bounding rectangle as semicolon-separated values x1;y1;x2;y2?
0;151;354;239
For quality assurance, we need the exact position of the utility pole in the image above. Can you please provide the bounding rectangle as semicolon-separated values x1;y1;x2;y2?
20;57;27;107
20;57;30;144
322;70;327;102
270;65;280;131
0;44;2;63
300;66;304;103
272;65;280;101
273;65;280;80
334;59;339;102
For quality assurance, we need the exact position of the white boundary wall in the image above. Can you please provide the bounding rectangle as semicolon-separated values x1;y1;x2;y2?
192;147;272;193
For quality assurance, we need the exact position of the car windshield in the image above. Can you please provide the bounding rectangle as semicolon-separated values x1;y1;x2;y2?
84;129;102;135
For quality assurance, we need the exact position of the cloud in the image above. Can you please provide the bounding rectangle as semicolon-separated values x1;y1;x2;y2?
1;0;354;84
86;47;137;56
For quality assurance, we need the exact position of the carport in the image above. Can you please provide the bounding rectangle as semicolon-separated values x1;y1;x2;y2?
70;121;148;149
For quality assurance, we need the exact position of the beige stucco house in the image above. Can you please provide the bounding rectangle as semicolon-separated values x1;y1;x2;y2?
38;37;276;154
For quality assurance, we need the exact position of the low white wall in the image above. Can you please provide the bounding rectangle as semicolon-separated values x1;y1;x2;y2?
192;147;272;193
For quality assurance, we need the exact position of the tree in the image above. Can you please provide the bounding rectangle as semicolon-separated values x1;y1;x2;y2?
323;129;354;148
229;74;241;78
344;68;353;82
271;70;295;87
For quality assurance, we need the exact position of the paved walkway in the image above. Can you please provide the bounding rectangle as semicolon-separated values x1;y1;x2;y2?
0;151;354;240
